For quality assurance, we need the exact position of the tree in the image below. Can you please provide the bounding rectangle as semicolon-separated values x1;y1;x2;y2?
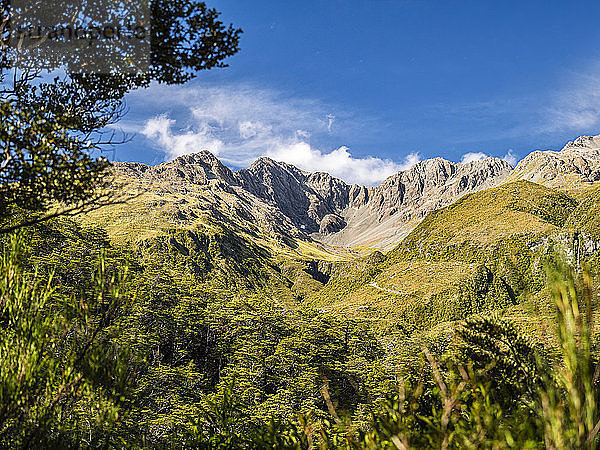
0;231;133;447
457;313;543;410
0;0;242;232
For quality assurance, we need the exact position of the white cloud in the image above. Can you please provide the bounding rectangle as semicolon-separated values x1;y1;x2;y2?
503;149;517;167
544;64;600;133
238;121;271;139
460;152;488;164
142;115;224;159
136;83;416;185
459;149;519;167
327;113;335;132
296;129;311;141
267;144;419;186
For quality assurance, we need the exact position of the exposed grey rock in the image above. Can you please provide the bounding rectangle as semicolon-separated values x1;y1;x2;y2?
319;214;347;234
112;152;511;248
111;133;600;249
319;157;512;248
509;134;600;187
114;151;237;186
235;157;350;233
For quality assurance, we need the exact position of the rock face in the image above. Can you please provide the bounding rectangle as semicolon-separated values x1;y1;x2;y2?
112;133;600;249
319;214;347;234
508;135;600;187
234;155;513;247
115;151;237;187
319;157;512;248
113;152;511;248
236;158;350;233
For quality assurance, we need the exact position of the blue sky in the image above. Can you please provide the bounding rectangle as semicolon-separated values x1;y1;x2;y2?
114;0;600;185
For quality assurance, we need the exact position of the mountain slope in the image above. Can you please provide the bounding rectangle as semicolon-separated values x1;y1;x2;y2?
98;151;512;250
236;157;350;233
85;132;600;257
319;157;512;248
308;180;600;343
77;134;600;378
508;135;600;188
397;180;578;250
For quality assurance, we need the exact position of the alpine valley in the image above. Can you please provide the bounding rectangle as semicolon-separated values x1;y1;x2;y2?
81;133;600;364
7;134;600;447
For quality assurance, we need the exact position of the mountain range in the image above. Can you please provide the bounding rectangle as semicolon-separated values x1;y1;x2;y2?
105;134;600;250
72;131;600;413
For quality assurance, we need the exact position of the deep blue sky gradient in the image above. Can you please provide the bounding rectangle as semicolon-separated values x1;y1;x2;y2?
115;0;600;175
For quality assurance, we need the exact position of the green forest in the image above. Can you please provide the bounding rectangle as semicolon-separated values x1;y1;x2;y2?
2;188;600;448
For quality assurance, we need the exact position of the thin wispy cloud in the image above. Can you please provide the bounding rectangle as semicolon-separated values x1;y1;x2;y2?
131;83;418;185
543;65;600;133
503;149;518;167
441;66;600;139
326;113;335;132
416;67;600;145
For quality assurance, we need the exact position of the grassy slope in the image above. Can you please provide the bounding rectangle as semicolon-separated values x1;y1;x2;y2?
310;181;600;353
82;174;350;265
564;183;600;239
81;177;599;346
72;173;600;378
80;172;363;307
395;180;576;251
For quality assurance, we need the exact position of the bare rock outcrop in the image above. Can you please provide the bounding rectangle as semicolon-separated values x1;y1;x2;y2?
112;151;512;248
235;157;350;233
110;133;600;249
509;135;600;187
318;157;512;248
319;214;347;234
113;151;237;186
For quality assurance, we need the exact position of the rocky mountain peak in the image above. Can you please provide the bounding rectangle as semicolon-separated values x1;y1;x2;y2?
373;156;511;210
463;156;512;168
510;134;600;187
111;151;237;186
111;132;600;249
315;155;513;248
166;151;237;185
563;134;600;151
235;156;350;233
247;156;308;178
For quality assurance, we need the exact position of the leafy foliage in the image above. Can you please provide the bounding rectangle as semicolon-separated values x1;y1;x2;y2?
458;314;544;409
0;233;132;447
2;211;599;448
0;0;241;231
